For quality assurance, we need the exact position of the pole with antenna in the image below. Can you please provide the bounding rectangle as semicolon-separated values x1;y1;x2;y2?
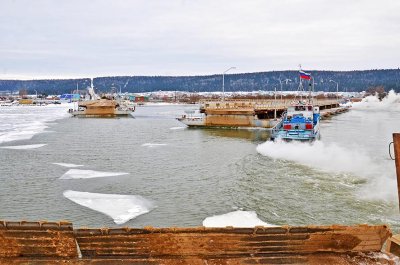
298;64;304;102
393;133;400;211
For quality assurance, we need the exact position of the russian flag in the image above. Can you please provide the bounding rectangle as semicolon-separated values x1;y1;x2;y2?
299;70;311;80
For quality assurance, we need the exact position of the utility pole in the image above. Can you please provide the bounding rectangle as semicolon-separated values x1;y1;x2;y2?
222;67;236;101
393;133;400;211
329;80;339;102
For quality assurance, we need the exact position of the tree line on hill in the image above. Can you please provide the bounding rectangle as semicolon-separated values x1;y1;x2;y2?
0;69;399;96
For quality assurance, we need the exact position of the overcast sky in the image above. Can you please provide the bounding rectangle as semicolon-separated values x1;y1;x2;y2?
1;0;400;79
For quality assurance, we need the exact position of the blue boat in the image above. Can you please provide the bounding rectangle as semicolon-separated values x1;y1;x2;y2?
270;102;321;141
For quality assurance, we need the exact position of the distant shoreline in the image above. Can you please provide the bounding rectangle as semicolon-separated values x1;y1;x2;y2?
1;69;400;94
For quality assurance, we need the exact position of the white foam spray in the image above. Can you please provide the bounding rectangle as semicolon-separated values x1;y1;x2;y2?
203;210;277;228
63;190;155;224
352;90;400;110
256;140;397;201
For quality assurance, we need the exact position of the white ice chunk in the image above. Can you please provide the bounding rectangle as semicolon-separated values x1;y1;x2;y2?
0;144;47;149
141;143;167;147
63;190;155;224
203;210;277;228
169;127;186;130
53;163;84;168
60;169;129;179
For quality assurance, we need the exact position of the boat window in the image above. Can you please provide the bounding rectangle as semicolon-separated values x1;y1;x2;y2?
308;106;312;111
295;106;306;111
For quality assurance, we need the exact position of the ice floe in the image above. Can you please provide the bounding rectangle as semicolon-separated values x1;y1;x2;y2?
203;210;277;228
0;104;72;144
141;143;168;147
60;169;129;179
169;127;186;130
63;190;155;224
0;144;47;149
53;163;84;168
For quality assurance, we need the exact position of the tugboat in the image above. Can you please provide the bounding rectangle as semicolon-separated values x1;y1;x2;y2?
270;102;320;141
270;68;321;141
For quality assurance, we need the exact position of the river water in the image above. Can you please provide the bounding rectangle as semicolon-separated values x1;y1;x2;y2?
1;93;400;230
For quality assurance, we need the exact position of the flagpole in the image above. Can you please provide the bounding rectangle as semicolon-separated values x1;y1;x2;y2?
298;65;303;102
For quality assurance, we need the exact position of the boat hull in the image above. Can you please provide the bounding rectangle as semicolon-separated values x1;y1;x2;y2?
69;99;134;118
177;117;279;128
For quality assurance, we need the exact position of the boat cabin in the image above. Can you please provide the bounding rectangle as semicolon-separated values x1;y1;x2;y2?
283;104;319;131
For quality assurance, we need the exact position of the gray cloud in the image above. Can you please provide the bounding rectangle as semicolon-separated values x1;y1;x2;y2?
0;0;399;78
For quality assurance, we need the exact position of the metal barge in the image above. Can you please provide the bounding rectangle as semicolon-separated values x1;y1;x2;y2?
69;99;135;117
178;99;348;129
0;222;397;264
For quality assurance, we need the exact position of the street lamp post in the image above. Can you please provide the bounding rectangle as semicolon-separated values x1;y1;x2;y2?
34;89;38;99
329;79;339;101
274;86;277;119
222;67;236;101
280;78;292;101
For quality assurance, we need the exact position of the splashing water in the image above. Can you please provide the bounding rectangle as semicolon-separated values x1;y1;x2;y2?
256;140;397;201
353;90;400;110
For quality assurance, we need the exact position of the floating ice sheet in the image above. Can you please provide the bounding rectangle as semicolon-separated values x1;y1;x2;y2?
63;190;155;224
0;104;72;144
141;143;167;147
60;169;129;179
0;144;47;149
53;163;84;168
203;210;277;228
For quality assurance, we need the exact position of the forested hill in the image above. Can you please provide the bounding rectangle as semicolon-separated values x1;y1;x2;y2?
1;69;400;95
